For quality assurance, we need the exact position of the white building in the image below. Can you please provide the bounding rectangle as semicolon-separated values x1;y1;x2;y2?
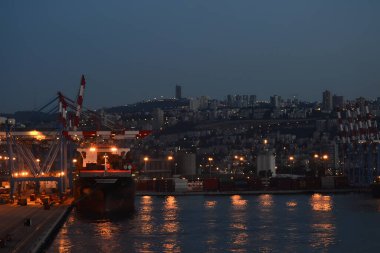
257;152;276;177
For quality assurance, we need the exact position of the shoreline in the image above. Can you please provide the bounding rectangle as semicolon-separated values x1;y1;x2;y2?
136;188;371;196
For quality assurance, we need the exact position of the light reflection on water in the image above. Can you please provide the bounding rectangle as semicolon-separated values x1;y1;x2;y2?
49;194;380;253
229;195;248;252
162;196;181;253
310;193;333;212
140;195;153;235
309;194;335;252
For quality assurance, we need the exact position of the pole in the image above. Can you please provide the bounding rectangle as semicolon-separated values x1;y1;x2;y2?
5;120;15;200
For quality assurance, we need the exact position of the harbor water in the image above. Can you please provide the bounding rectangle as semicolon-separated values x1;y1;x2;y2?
48;193;380;253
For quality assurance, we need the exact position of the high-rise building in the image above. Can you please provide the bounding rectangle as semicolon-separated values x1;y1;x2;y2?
332;95;345;109
322;90;332;111
175;85;182;99
249;95;257;106
270;95;281;108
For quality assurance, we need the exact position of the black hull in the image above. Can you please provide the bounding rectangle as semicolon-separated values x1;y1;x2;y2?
74;177;135;218
371;183;380;198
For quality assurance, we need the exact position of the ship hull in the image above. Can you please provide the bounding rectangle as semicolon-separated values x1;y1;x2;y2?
371;183;380;198
74;176;135;218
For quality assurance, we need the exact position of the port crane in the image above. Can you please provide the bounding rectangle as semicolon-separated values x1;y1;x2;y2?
0;75;150;200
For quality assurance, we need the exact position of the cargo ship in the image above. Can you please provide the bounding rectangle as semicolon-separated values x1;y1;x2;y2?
73;145;135;218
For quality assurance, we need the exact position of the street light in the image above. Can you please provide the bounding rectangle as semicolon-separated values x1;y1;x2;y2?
322;154;329;175
208;157;213;176
143;156;149;172
168;155;175;174
289;156;295;175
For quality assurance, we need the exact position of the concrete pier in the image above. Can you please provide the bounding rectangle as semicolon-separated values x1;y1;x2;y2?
0;199;72;253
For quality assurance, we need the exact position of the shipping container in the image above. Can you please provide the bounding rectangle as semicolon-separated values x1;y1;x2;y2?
203;178;219;191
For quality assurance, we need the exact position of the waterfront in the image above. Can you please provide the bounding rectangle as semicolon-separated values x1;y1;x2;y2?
47;193;380;253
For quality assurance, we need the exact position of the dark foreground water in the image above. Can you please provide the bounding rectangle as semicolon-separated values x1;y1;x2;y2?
48;193;380;253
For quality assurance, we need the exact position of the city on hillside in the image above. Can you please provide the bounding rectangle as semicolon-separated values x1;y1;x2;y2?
1;87;380;190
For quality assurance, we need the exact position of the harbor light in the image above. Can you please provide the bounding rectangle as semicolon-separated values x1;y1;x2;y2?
289;156;295;161
314;154;319;159
168;156;173;161
144;156;149;161
322;154;329;160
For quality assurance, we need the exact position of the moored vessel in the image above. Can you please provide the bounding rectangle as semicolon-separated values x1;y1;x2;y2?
73;145;136;217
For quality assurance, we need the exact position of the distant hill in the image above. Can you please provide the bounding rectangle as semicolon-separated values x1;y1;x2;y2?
104;99;189;113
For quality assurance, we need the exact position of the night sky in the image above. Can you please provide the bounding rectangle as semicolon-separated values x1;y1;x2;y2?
1;0;380;113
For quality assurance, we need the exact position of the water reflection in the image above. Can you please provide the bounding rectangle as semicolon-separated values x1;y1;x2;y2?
204;198;219;252
50;195;379;253
229;195;248;252
204;200;217;209
162;238;181;253
162;196;181;252
310;193;332;212
140;195;154;234
309;194;336;251
257;194;274;251
94;222;114;239
259;194;273;208
58;224;70;253
309;223;336;251
231;195;247;208
162;196;179;233
286;200;298;208
58;215;76;253
92;221;121;252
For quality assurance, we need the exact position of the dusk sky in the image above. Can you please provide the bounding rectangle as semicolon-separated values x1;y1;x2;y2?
1;0;380;113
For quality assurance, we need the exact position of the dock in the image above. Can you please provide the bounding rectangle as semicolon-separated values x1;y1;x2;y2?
0;199;73;253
